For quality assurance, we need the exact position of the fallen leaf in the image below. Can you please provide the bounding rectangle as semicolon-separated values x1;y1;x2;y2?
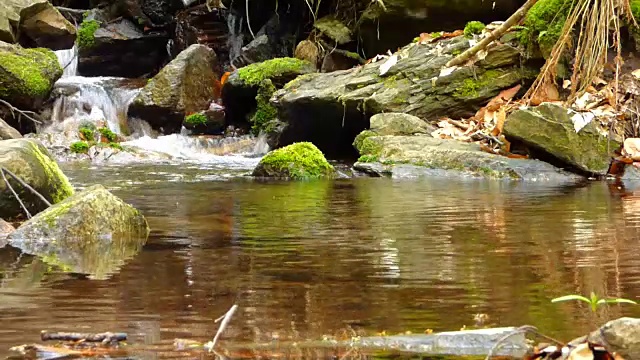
567;343;594;360
632;68;640;79
563;79;572;89
624;138;640;161
380;54;398;75
419;32;434;43
439;66;456;77
571;111;595;133
491;107;506;136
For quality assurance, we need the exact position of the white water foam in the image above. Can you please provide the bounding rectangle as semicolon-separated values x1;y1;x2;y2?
54;46;78;78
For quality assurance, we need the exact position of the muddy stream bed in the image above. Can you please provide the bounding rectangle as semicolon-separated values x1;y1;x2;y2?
2;162;640;359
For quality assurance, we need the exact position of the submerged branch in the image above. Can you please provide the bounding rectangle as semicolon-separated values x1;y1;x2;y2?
0;99;43;125
1;169;31;219
208;304;239;351
41;331;127;343
1;167;52;208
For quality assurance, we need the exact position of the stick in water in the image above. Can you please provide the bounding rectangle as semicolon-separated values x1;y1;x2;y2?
1;168;31;219
2;167;52;207
208;304;238;351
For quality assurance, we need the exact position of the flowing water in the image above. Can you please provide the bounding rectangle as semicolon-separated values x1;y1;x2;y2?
3;165;640;359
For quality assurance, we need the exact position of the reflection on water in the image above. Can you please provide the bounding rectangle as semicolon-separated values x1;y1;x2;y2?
2;163;640;359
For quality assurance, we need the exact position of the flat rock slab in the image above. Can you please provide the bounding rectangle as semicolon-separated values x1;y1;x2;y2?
354;135;581;181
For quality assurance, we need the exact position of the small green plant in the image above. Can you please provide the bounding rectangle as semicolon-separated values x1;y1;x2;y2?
70;141;90;154
79;127;95;141
184;113;208;126
108;142;123;150
98;127;117;142
464;21;485;38
77;19;100;48
552;292;637;313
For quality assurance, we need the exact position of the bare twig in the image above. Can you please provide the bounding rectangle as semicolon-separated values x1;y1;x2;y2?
0;99;43;125
41;331;127;343
208;304;238;351
446;0;540;68
1;169;31;219
1;167;52;207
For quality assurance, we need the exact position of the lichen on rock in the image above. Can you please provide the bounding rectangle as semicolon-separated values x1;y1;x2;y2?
252;142;334;179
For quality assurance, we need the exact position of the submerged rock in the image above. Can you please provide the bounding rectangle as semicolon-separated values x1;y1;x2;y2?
128;44;218;134
77;14;169;77
0;117;21;139
0;41;62;123
272;36;536;157
0;139;74;220
221;57;316;133
353;134;579;181
504;102;619;176
252;142;334;179
588;317;640;360
8;184;150;279
0;0;76;49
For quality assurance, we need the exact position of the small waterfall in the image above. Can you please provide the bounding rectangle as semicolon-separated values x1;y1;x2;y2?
46;77;142;136
54;46;78;78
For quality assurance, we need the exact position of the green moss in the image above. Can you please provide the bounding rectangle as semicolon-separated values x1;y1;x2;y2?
0;47;62;99
431;31;443;38
464;21;485;38
358;154;379;163
77;19;100;49
79;127;95;141
98;127;117;142
353;130;379;154
519;0;572;54
70;141;90;154
451;48;463;56
250;79;278;135
453;69;502;98
237;57;311;86
256;142;334;179
184;113;208;126
632;0;640;21
108;143;123;151
27;142;74;204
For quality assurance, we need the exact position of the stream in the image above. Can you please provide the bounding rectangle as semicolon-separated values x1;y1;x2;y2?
3;167;640;358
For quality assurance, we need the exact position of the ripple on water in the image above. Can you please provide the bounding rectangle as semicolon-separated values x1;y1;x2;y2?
3;169;640;358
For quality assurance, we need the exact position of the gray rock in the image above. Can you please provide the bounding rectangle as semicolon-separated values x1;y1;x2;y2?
370;112;435;136
0;218;14;246
8;184;150;279
353;134;580;181
0;0;76;49
272;36;536;151
588;317;640;360
0;139;74;220
504;102;619;176
0;117;22;139
128;44;218;134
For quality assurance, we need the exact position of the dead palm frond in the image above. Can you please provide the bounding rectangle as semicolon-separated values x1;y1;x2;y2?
525;0;637;107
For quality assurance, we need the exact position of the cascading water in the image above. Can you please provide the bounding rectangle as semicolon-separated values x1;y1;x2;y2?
48;48;269;165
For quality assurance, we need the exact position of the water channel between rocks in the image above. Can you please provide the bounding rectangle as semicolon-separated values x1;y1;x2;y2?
3;163;640;359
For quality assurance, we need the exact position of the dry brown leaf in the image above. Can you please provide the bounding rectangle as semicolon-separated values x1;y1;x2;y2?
632;68;640;79
442;30;464;38
567;343;594;360
529;81;560;105
491;107;506;136
586;85;598;94
563;79;572;89
624;138;640;161
419;32;434;43
593;77;607;86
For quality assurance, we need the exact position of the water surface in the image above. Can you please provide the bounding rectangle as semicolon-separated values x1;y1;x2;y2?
2;163;640;359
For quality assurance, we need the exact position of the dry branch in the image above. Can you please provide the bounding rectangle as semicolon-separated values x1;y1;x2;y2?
446;0;540;68
40;331;127;343
0;99;42;125
1;169;31;219
1;167;52;207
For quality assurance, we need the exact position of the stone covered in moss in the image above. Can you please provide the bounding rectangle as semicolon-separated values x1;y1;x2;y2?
504;102;619;175
128;44;218;134
369;113;436;136
236;57;315;87
0;139;74;219
314;16;353;45
519;0;571;56
8;184;150;279
252;142;334;179
0;41;62;110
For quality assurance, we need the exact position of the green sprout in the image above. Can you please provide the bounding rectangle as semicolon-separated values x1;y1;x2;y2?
552;292;637;313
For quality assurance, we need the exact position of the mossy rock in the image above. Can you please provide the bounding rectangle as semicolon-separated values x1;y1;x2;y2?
229;57;316;89
8;184;150;279
504;102;620;175
314;16;352;45
519;0;572;57
252;142;335;179
0;41;62;110
0;139;74;220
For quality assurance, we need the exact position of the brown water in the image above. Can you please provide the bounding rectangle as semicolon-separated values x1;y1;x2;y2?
3;163;640;359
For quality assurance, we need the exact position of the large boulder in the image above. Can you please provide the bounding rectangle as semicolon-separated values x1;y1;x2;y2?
8;184;150;279
128;44;218;133
0;41;62;111
77;13;169;78
352;133;580;181
0;117;22;139
221;57;316;134
369;112;436;136
0;139;74;220
0;0;76;50
252;142;335;179
504;102;619;176
272;35;537;158
588;318;640;360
